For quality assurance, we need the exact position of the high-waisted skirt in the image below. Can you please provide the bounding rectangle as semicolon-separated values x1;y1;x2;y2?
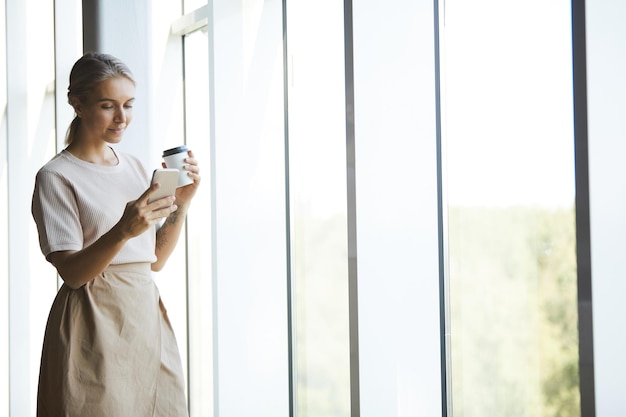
36;263;188;417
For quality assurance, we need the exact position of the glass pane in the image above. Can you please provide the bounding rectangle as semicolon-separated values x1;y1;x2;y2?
441;1;580;416
352;0;443;415
210;0;289;414
183;28;213;416
585;1;626;414
286;1;351;416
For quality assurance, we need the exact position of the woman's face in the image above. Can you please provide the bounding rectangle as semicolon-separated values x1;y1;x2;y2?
75;76;135;145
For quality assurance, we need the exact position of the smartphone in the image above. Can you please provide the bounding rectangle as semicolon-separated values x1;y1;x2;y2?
148;168;179;203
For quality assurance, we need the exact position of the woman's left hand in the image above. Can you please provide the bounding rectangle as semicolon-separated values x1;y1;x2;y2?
164;149;201;208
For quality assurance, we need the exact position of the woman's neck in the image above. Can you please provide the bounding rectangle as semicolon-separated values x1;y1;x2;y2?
66;141;119;166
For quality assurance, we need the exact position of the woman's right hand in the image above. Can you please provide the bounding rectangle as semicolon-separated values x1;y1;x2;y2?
116;182;178;239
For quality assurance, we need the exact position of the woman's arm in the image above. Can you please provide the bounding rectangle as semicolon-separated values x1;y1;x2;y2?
152;204;188;271
152;150;201;271
48;183;177;289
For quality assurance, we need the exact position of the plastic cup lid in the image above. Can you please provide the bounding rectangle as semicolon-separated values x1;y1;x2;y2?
163;145;188;157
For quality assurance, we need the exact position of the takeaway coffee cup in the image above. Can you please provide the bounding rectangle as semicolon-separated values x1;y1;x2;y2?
162;145;194;187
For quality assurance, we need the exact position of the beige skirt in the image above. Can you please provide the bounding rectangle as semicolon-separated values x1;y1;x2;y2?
37;263;188;417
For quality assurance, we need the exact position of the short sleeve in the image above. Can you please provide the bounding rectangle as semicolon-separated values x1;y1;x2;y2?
31;169;84;258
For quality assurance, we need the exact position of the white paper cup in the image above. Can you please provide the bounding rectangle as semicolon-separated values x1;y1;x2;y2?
162;145;194;187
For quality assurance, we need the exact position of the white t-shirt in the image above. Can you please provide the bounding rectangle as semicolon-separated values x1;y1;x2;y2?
31;148;158;265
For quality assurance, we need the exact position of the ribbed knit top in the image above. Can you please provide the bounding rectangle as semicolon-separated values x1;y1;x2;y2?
31;148;157;265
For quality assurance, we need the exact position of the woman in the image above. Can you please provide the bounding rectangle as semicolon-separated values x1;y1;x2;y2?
31;52;199;417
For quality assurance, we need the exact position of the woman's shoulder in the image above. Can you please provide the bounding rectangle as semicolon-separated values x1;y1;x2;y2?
35;151;74;178
33;153;77;196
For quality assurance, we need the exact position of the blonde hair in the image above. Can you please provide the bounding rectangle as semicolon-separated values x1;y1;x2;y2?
65;52;135;145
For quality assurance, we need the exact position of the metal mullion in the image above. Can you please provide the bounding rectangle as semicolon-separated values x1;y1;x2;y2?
571;0;595;415
344;0;360;416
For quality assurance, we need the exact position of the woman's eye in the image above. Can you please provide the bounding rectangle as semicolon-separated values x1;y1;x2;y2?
102;105;113;109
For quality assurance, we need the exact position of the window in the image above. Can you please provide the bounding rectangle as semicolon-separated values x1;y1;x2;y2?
440;1;581;415
182;21;214;416
286;2;351;415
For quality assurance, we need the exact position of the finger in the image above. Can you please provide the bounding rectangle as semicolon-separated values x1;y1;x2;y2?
183;157;198;168
183;164;200;175
138;182;161;204
183;152;199;174
149;203;178;221
147;194;176;210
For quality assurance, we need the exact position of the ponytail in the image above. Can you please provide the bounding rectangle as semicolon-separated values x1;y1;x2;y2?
65;116;81;145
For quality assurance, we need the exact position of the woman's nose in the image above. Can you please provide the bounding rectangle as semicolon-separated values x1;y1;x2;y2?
114;108;126;123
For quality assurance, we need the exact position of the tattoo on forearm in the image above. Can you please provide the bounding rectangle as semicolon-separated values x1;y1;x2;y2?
166;210;180;225
156;224;169;250
155;211;184;251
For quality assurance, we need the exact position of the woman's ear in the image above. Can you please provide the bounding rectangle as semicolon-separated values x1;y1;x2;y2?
70;97;83;117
